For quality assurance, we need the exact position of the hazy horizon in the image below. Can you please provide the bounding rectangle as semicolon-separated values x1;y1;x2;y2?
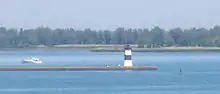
1;0;220;30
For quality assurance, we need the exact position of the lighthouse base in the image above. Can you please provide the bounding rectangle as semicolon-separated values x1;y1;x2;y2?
124;60;133;67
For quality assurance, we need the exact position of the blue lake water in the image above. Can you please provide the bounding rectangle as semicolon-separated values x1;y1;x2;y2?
0;50;220;94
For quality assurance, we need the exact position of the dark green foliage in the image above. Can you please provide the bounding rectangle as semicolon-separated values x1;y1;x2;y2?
0;26;220;48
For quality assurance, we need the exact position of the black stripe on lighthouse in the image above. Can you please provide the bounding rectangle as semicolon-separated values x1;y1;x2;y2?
124;55;131;60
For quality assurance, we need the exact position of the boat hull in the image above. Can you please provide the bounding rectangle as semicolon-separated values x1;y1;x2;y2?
22;60;42;64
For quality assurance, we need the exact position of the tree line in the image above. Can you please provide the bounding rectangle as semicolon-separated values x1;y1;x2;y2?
1;26;220;48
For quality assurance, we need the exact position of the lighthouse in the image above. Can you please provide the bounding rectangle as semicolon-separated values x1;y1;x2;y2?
124;44;133;67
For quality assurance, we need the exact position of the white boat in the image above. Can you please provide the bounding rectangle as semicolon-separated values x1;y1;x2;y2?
22;57;42;64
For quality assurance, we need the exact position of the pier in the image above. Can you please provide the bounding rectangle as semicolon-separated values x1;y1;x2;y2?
0;66;157;71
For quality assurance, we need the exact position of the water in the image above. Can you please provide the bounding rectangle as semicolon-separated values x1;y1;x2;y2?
0;50;220;94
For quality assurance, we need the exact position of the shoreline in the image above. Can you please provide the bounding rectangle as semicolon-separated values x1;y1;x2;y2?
89;47;220;52
1;47;220;52
1;44;220;52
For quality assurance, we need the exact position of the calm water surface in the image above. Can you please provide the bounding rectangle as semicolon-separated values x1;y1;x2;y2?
0;50;220;94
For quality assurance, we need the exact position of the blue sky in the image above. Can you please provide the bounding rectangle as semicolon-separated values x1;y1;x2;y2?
0;0;220;30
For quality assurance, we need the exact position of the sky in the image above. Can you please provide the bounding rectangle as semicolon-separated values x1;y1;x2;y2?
0;0;220;30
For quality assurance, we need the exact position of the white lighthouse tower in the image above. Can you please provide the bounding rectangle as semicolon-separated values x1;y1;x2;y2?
124;44;133;67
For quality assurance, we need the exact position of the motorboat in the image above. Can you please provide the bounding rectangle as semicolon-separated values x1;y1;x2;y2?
22;57;42;64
